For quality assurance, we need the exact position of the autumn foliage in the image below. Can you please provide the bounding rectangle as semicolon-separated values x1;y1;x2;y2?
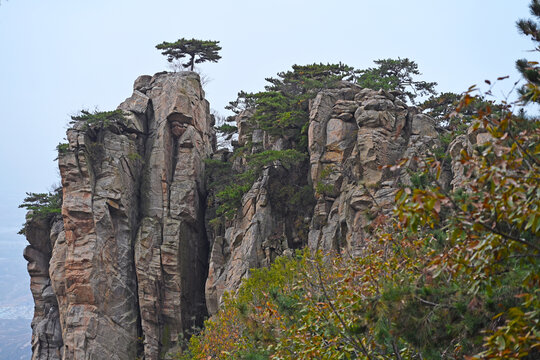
177;2;539;359
180;103;539;359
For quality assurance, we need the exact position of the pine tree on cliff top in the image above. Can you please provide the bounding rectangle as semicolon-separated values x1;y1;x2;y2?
156;38;221;71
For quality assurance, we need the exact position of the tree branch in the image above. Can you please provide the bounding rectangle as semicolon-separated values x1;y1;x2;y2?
314;261;373;360
478;222;540;252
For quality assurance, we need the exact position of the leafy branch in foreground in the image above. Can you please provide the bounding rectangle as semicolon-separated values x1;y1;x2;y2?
395;95;540;358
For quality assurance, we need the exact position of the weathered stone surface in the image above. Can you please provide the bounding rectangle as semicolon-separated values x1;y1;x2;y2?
448;134;473;190
118;90;149;116
411;113;438;138
205;84;446;312
235;109;255;148
57;105;143;360
205;169;284;315
205;124;312;315
25;71;215;360
24;215;64;360
307;84;439;255
326;118;357;149
134;71;213;359
333;99;357;114
133;75;152;92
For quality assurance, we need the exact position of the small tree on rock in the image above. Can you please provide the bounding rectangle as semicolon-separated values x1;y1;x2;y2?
356;58;437;104
156;38;221;71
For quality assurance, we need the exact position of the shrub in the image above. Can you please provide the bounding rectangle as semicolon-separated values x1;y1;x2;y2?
56;142;69;154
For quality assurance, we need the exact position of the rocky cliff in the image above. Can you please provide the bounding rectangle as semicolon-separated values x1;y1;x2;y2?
25;72;214;360
24;73;468;359
203;83;450;315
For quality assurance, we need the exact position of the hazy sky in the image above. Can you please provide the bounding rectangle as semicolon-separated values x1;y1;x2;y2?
0;0;533;258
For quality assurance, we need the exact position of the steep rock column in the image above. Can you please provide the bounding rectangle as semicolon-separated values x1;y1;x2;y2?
56;93;147;360
134;72;215;359
26;72;215;360
24;215;64;360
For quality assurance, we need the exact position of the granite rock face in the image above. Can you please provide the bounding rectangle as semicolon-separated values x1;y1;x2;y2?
306;87;443;254
25;72;215;360
204;107;312;315
24;215;64;360
204;165;307;315
205;84;448;311
131;72;214;359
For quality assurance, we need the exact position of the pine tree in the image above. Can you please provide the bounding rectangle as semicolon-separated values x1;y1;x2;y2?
517;0;540;103
355;58;437;104
156;38;221;71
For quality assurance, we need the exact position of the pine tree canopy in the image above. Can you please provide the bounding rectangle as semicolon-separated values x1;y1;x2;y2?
156;38;221;71
355;57;437;104
516;0;540;103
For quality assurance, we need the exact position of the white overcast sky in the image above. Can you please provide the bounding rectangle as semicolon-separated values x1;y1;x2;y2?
0;0;534;254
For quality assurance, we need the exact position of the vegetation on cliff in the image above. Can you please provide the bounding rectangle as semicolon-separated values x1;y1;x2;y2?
181;2;540;359
208;59;436;231
355;58;437;104
18;189;62;235
18;109;127;233
182;102;540;359
207;63;357;238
